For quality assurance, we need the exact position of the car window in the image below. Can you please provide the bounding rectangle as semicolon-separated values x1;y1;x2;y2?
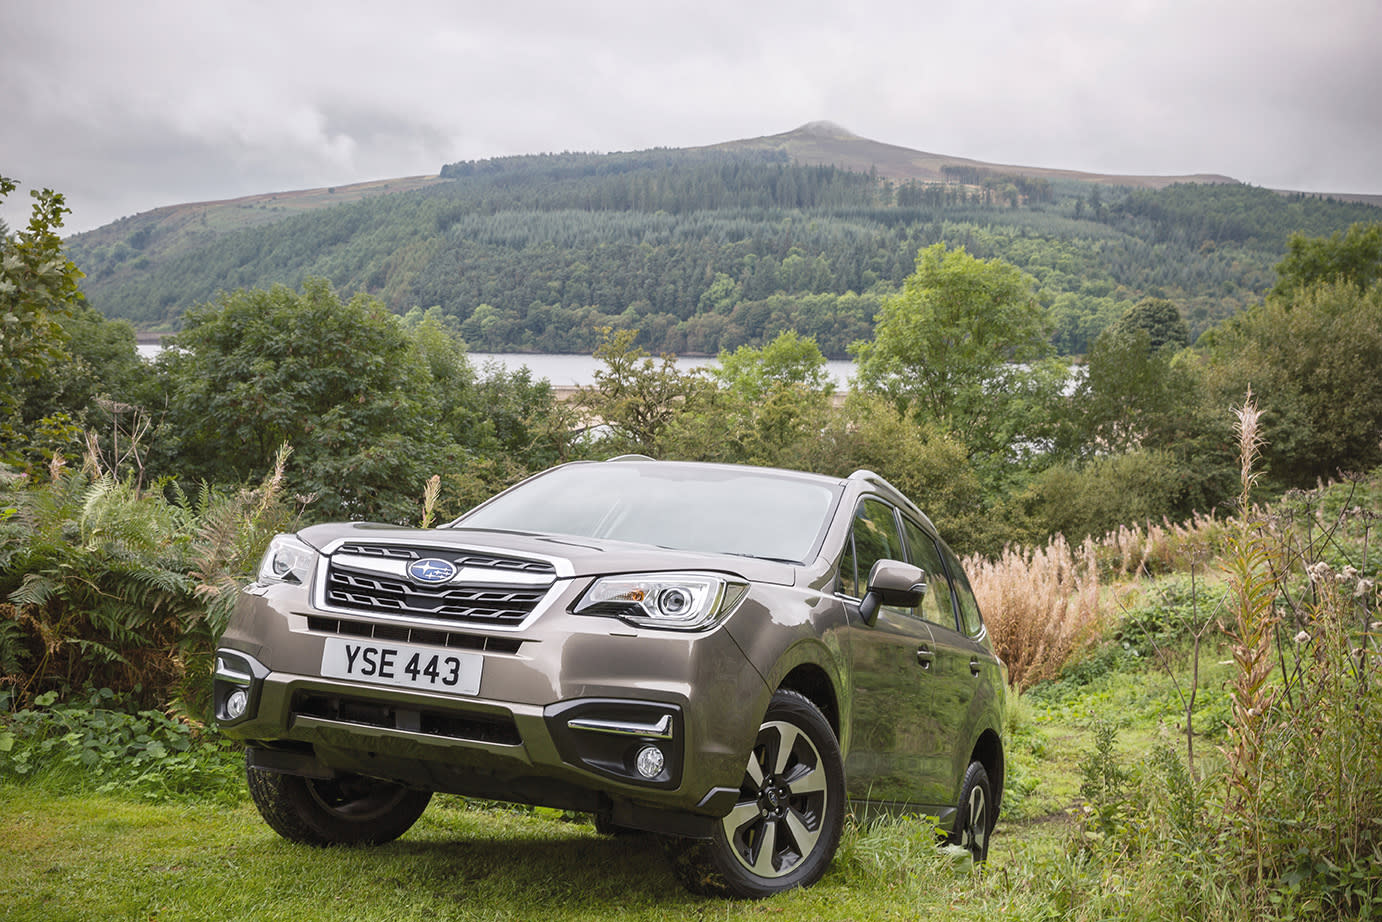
902;518;957;629
940;542;985;637
458;462;840;564
838;499;907;608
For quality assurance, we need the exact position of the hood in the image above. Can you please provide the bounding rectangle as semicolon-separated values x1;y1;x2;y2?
295;521;800;587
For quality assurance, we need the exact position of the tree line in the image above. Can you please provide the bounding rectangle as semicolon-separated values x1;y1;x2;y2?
67;148;1382;357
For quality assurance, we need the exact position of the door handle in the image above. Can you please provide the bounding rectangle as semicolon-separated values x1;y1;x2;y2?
916;645;934;669
969;657;982;677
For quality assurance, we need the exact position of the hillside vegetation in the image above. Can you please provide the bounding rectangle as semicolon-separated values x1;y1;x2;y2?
66;126;1382;355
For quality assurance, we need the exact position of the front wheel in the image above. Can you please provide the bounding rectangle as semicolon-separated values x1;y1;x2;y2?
949;760;994;862
246;755;432;846
668;690;845;898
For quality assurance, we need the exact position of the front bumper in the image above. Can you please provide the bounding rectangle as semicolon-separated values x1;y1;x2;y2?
215;580;769;832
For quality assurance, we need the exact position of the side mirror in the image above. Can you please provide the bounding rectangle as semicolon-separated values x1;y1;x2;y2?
858;559;927;626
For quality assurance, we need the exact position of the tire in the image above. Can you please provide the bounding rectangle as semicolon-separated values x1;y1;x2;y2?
949;760;994;862
245;755;432;846
668;690;845;898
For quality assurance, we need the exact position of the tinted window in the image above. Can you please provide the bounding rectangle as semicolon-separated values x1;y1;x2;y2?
457;462;840;563
838;499;906;603
941;542;984;636
902;518;957;629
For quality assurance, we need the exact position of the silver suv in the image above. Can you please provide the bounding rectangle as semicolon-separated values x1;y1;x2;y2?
215;458;1006;897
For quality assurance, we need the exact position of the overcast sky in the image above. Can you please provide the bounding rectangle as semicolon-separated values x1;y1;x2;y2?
3;0;1380;235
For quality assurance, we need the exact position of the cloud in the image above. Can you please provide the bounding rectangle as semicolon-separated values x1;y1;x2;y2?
2;0;1379;234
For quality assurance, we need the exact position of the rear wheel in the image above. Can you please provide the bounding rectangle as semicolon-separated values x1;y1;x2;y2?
246;755;431;846
667;690;844;898
949;760;994;862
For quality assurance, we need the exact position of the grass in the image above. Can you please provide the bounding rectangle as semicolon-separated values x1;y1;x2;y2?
0;629;1231;922
0;787;1078;921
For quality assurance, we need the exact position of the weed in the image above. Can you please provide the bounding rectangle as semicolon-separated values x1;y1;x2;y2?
0;687;243;804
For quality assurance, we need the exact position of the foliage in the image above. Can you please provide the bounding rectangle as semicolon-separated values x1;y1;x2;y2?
799;393;993;553
1046;424;1382;921
852;243;1063;468
0;450;304;711
0;687;242;803
576;328;714;455
1272;220;1382;295
659;331;837;470
0;177;86;465
1014;450;1198;544
65;147;1382;358
147;280;578;523
964;533;1104;690
1205;277;1382;487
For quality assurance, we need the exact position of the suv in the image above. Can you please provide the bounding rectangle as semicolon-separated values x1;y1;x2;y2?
215;458;1006;897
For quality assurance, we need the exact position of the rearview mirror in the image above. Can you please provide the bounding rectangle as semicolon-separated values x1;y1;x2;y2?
859;559;927;626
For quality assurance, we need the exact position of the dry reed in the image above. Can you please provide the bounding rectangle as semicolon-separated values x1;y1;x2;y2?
966;533;1104;690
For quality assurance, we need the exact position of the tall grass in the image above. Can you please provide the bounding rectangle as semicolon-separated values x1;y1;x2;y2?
966;534;1103;690
1060;396;1382;921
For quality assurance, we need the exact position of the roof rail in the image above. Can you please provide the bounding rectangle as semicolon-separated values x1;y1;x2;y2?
606;454;656;462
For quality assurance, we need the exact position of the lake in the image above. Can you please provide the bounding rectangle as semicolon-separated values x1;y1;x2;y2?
136;344;860;389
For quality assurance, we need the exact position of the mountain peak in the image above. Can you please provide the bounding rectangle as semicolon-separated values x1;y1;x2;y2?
794;120;858;139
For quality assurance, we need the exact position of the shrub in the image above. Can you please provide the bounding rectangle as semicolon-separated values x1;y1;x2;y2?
966;533;1105;690
1;447;303;712
0;687;242;803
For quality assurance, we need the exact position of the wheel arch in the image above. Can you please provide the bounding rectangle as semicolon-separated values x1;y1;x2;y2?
970;728;1005;817
776;662;840;739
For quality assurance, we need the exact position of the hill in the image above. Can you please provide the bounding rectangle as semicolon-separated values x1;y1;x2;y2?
708;120;1240;189
64;124;1382;356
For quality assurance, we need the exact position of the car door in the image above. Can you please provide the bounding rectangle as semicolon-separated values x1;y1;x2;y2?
900;518;982;805
840;498;942;810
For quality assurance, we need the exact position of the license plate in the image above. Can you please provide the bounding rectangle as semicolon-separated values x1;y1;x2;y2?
320;637;482;696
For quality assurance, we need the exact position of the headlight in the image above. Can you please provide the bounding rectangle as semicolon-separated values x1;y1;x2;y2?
256;534;317;586
572;573;746;631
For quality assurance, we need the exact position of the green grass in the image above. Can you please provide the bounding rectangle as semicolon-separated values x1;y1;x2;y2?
0;612;1240;921
0;788;1079;921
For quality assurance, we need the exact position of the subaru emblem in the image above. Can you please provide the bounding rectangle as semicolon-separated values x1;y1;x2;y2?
408;558;457;584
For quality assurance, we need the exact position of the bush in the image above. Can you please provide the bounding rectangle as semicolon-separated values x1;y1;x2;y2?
966;533;1105;690
1;447;303;712
0;688;243;804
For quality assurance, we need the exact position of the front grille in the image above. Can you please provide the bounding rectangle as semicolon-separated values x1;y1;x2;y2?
306;616;523;655
291;692;521;745
323;543;555;627
335;543;556;576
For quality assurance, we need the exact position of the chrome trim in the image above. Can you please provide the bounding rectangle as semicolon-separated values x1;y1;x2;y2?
316;537;576;579
214;656;253;687
310;553;569;633
566;714;675;739
329;552;556;588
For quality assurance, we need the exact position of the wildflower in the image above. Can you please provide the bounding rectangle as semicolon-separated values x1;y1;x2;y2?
1306;561;1333;583
1357;579;1375;598
1294;630;1310;644
1341;565;1359;582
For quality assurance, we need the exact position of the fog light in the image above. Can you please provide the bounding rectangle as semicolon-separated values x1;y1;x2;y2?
225;688;248;720
635;744;665;779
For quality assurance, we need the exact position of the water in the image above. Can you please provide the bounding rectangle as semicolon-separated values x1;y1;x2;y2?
137;344;859;389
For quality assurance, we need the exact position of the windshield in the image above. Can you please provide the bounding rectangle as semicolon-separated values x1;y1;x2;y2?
455;463;840;564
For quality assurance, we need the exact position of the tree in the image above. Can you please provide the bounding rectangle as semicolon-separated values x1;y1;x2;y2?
661;331;835;469
713;330;834;403
152;280;455;521
1206;278;1382;485
1272;221;1382;296
851;243;1062;468
0;178;84;463
1064;299;1194;457
577;328;712;454
1109;297;1191;351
